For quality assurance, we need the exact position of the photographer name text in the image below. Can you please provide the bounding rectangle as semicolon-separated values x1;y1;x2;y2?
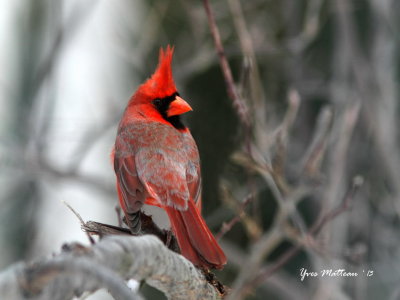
300;268;374;281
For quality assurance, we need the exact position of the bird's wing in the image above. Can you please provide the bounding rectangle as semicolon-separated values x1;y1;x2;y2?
114;146;145;214
135;147;190;210
115;122;198;211
182;130;202;212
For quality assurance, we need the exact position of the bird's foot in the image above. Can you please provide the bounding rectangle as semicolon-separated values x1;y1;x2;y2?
126;210;142;234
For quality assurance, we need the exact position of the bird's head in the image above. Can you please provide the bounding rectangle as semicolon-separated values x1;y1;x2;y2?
130;46;192;129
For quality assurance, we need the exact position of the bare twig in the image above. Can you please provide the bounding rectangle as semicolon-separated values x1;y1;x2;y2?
62;201;95;245
311;176;363;234
202;0;250;131
227;0;265;104
62;201;85;225
271;89;301;183
300;106;333;178
216;193;255;240
288;0;326;53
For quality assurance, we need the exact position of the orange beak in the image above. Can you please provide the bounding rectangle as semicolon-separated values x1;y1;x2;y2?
167;96;193;117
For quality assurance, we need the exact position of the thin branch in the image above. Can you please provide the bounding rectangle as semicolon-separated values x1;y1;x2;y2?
311;176;363;234
300;106;333;179
63;201;95;245
227;0;264;102
287;0;326;53
202;0;250;130
62;201;85;225
216;193;255;240
270;89;301;188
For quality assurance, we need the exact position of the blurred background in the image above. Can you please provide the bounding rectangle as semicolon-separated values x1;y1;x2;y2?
1;0;400;299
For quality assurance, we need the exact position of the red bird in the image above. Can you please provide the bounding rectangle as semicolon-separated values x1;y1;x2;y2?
112;46;226;270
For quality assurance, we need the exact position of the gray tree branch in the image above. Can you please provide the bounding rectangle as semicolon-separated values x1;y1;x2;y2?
0;235;219;300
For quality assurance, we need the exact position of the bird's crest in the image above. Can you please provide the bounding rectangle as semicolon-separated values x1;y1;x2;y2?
140;45;177;98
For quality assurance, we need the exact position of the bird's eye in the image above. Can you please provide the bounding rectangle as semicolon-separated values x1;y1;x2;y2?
153;98;161;106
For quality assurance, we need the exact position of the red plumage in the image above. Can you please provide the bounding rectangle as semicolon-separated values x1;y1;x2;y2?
112;46;226;269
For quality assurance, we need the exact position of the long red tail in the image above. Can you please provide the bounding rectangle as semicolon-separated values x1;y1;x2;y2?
164;199;227;269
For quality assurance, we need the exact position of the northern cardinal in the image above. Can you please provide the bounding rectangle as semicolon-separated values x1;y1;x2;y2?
112;46;226;270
